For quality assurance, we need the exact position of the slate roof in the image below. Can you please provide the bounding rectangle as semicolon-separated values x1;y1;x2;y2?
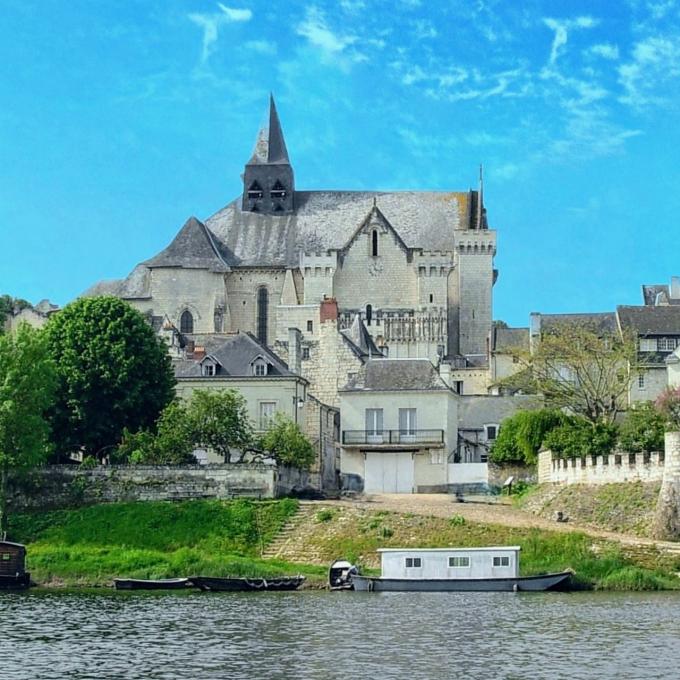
174;332;296;378
340;359;450;392
616;305;680;335
538;312;618;335
247;96;290;165
340;316;383;361
204;190;472;268
143;217;232;272
492;327;529;352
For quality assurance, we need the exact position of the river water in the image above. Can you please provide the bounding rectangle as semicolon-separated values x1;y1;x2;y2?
2;589;679;679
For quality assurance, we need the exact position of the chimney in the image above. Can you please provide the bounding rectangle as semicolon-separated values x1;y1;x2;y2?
320;297;338;323
193;345;206;360
288;328;302;375
529;313;541;355
671;276;680;301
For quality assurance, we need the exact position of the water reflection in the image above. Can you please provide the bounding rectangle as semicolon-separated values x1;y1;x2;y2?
1;590;679;679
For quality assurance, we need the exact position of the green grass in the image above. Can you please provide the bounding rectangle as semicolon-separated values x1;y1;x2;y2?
6;499;326;586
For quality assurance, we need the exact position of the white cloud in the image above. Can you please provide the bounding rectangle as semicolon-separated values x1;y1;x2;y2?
188;4;253;63
245;40;277;55
297;6;357;54
543;16;598;66
588;43;620;60
413;19;438;39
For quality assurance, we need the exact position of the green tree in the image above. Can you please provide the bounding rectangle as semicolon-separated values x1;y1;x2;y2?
259;413;316;469
618;403;665;453
0;325;57;533
543;417;618;459
490;409;568;465
185;389;255;462
45;297;175;460
501;324;637;424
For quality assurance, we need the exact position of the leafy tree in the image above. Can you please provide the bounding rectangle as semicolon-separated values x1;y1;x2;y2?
501;324;637;424
259;413;316;469
0;325;57;533
45;297;175;460
656;387;680;430
116;402;197;465
490;409;569;465
618;403;665;453
185;389;255;463
543;417;618;459
0;295;32;334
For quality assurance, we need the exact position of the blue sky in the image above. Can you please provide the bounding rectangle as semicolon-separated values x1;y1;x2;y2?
1;0;679;326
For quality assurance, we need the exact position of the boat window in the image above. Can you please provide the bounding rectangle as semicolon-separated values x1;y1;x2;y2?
493;556;510;567
2;553;10;560
448;556;470;568
405;557;422;568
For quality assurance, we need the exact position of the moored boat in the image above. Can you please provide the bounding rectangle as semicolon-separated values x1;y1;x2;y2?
0;540;31;591
350;547;572;593
328;559;358;591
113;578;192;591
191;575;305;592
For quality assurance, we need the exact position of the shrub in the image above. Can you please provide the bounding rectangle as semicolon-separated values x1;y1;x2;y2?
316;509;335;522
490;409;570;465
618;403;665;453
543;417;618;459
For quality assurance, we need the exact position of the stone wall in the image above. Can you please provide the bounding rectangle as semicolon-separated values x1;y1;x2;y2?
653;431;680;539
537;450;665;485
8;464;278;512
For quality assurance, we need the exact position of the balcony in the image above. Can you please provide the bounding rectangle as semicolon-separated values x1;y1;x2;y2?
342;430;445;447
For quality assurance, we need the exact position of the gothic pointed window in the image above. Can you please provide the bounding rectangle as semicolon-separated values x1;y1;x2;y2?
248;181;264;200
271;180;287;200
371;229;379;257
366;304;373;325
180;310;194;334
257;287;268;345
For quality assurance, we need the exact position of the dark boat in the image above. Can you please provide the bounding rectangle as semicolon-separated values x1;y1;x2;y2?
191;575;305;592
329;559;358;591
113;578;192;591
0;540;31;590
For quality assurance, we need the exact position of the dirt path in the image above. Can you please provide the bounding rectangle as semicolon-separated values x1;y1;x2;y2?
304;494;680;554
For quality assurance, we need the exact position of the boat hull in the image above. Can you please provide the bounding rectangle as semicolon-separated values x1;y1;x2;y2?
190;576;305;592
113;578;191;591
0;573;31;590
351;571;572;593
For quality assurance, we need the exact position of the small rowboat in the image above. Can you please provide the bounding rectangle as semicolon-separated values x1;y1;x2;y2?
113;578;192;591
190;576;305;592
328;559;358;591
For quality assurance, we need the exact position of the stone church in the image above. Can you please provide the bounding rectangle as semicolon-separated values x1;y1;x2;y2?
88;96;497;383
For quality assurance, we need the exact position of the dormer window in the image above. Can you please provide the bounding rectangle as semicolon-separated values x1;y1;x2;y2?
271;180;287;200
248;181;264;200
203;364;215;377
252;357;268;376
200;357;220;377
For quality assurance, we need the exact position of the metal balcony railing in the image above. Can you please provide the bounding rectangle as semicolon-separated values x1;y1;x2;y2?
342;430;445;445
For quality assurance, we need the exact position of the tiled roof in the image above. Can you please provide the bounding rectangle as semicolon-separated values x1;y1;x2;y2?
340;358;450;392
617;305;680;335
538;312;618;335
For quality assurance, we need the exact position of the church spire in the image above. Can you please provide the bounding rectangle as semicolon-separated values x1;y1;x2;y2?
242;95;295;214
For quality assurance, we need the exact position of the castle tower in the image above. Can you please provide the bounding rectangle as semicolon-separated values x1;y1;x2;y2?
241;95;295;214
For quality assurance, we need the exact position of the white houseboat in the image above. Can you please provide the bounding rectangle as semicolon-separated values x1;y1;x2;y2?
351;547;572;592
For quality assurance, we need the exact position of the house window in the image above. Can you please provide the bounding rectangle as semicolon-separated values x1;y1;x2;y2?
257;287;268;345
639;338;656;352
659;337;678;351
493;556;510;567
302;347;310;360
405;557;422;568
365;408;383;438
399;408;417;437
485;424;498;441
638;373;645;389
449;556;470;568
366;304;372;325
203;364;215;377
453;381;464;395
180;310;194;334
371;229;379;257
259;401;276;430
307;320;313;333
253;360;267;376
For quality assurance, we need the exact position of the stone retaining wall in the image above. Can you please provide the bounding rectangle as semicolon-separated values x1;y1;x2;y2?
7;464;318;512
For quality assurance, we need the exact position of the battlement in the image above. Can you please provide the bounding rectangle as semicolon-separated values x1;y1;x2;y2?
415;251;455;276
300;251;337;274
455;234;496;255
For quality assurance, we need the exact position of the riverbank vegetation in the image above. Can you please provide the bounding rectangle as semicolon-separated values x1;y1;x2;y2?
9;499;679;591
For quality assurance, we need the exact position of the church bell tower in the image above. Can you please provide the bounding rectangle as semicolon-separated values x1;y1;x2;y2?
242;95;295;215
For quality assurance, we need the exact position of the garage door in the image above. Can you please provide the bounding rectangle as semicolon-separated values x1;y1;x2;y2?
365;452;414;493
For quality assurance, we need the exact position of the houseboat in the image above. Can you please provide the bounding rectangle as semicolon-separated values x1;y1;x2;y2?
351;547;572;592
0;540;31;590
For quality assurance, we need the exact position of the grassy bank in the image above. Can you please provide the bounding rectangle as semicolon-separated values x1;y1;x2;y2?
7;499;680;590
7;499;326;587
